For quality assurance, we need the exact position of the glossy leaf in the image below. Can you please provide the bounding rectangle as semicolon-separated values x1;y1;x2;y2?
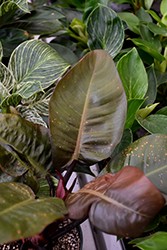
8;39;70;90
16;106;47;127
87;5;124;58
136;7;152;23
124;99;144;130
117;48;148;100
49;50;127;170
0;182;67;244
142;64;157;107
65;166;165;237
130;232;167;250
0;113;53;176
130;38;165;61
0;28;29;58
156;106;167;115
148;22;167;36
83;0;108;22
146;10;165;27
137;103;159;119
105;134;167;196
161;0;167;16
118;12;140;34
136;114;167;134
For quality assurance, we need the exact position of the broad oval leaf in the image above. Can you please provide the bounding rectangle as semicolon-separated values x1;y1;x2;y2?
117;48;148;100
49;50;127;169
118;12;140;34
65;166;165;237
0;113;53;176
0;182;67;244
87;5;124;58
8;39;70;90
105;134;167;196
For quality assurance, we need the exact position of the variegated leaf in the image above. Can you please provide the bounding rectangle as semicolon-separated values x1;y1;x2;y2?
16;105;47;127
16;80;43;99
0;62;15;92
0;42;3;61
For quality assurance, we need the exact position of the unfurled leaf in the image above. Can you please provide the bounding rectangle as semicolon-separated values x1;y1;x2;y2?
0;28;29;58
49;50;127;170
130;232;167;250
8;39;70;90
105;134;167;196
0;182;67;244
118;12;140;34
124;99;144;129
136;113;167;134
65;166;165;237
87;5;124;58
16;106;47;127
0;113;53;176
130;38;165;61
117;48;148;100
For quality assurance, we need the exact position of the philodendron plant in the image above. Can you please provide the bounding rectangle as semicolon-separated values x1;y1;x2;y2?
0;48;166;249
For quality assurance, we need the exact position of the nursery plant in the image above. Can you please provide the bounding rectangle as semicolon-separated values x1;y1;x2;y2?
1;0;167;250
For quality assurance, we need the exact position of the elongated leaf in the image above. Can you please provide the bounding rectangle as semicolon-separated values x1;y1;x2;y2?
65;166;165;237
83;0;108;22
37;176;58;197
0;113;53;176
0;182;67;244
0;42;3;61
124;99;144;129
49;50;127;170
142;64;157;107
0;94;22;108
130;232;167;250
136;114;167;134
130;38;165;61
144;0;154;10
136;7;152;23
161;0;167;16
87;5;124;58
155;70;167;86
0;83;9;103
8;39;70;90
148;22;167;36
117;48;148;100
16;106;47;127
105;134;167;196
0;28;29;58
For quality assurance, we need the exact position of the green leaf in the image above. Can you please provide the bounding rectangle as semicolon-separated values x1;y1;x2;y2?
136;7;152;23
139;24;162;52
49;43;78;65
0;113;53;176
161;0;167;16
87;5;124;58
65;166;165;237
0;28;29;58
146;10;166;27
111;128;133;157
117;48;148;100
83;0;108;22
0;83;9;103
124;99;144;129
155;70;167;86
0;62;15;92
130;38;165;61
118;12;140;34
11;0;30;13
22;85;55;116
49;50;127;170
137;103;159;119
130;232;167;250
16;81;43;99
144;0;154;10
16;106;47;127
105;134;167;196
156;106;167;115
0;143;28;177
142;64;157;107
8;39;70;90
0;94;22;108
0;182;67;244
37;176;58;197
148;22;167;36
136;113;167;134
